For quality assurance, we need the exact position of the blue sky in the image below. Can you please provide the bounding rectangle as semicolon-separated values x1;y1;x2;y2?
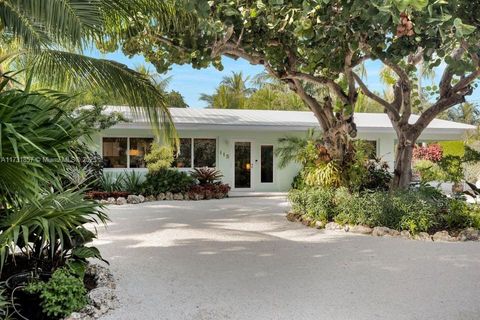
90;49;480;109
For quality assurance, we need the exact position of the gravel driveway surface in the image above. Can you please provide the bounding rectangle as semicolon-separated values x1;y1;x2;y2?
96;196;480;320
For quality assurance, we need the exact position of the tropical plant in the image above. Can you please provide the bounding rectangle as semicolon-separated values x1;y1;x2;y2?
25;267;88;318
143;169;195;195
144;143;175;173
0;0;176;141
276;129;323;168
200;72;253;109
0;190;108;270
413;144;443;162
191;167;223;185
100;172;125;193
0;285;10;319
122;170;145;194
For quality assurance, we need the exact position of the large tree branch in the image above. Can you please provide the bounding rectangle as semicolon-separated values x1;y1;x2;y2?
414;94;466;132
284;71;349;105
289;78;332;130
352;72;400;120
439;46;465;97
344;49;357;105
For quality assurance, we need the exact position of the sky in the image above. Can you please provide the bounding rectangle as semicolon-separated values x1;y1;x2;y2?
90;49;480;109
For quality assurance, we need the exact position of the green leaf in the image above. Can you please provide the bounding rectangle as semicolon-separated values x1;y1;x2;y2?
453;18;476;37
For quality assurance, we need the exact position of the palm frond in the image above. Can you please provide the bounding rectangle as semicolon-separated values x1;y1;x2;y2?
29;50;177;142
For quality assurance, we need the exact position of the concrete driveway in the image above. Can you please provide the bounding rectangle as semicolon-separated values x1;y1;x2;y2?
96;196;480;320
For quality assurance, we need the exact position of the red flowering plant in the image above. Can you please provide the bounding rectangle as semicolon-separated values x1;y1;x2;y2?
413;144;443;162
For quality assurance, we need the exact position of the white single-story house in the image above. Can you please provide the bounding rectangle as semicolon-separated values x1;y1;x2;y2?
92;107;475;192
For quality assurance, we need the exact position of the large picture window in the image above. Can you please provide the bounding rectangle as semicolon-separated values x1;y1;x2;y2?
102;137;217;169
129;138;153;168
172;138;192;168
194;138;216;167
103;138;127;168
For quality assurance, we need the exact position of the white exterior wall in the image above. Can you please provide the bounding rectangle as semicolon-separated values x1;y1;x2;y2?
92;127;467;192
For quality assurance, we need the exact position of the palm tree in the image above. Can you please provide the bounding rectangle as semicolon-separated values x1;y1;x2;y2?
0;0;186;140
275;129;323;168
446;102;480;125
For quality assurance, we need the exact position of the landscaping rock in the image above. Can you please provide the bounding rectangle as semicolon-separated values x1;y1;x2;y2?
99;199;109;205
65;312;91;320
138;195;145;203
314;220;325;229
173;193;184;200
387;229;401;237
457;228;480;241
107;197;116;205
165;192;173;200
88;287;116;317
146;195;156;202
65;264;117;320
372;226;391;236
127;195;141;204
157;193;166;200
286;212;297;222
325;222;343;231
400;230;411;239
183;193;190;200
86;264;116;289
414;232;432;241
349;225;373;235
432;231;456;242
301;215;313;226
115;197;127;205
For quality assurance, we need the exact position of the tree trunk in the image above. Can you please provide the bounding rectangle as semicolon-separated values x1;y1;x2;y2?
322;119;356;165
392;132;416;189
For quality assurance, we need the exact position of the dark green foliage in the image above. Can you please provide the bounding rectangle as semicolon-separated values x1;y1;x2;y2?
359;160;392;191
289;185;480;234
144;169;195;195
25;268;87;318
122;170;145;194
0;285;10;319
66;143;104;190
191;167;223;185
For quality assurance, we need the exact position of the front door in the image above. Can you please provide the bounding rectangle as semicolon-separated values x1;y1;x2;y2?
234;141;252;190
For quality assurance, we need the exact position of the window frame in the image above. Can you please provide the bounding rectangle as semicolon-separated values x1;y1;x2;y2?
101;136;218;170
260;144;275;184
102;137;129;169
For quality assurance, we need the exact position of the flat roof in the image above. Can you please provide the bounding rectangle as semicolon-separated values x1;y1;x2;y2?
103;106;475;133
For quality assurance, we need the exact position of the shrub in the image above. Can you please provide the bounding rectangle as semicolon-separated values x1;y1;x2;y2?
359;160;392;191
25;268;88;318
191;167;223;185
413;144;443;162
100;172;125;192
288;187;336;223
143;169;195;195
188;183;231;199
334;191;387;227
413;159;446;183
122;170;144;194
144;143;174;173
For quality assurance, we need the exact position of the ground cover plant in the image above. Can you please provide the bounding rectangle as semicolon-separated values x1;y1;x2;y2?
288;185;480;235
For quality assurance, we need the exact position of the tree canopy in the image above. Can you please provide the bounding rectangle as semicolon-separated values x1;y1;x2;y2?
107;0;480;188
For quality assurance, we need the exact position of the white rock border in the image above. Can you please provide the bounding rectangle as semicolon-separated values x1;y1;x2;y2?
286;211;480;242
64;264;117;320
97;192;229;205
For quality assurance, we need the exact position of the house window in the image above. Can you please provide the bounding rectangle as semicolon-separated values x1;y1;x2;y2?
172;138;192;168
102;137;127;168
129;138;153;168
194;138;216;167
261;145;274;183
